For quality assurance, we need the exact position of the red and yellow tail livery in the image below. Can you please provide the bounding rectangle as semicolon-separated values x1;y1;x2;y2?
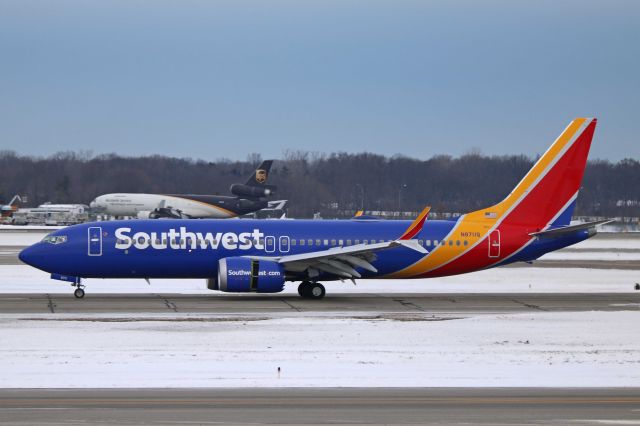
390;118;597;278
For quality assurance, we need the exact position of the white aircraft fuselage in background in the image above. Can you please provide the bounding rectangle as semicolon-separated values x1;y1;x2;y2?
91;193;257;219
90;160;280;219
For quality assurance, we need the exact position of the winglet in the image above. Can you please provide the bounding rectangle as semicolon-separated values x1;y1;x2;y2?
399;206;431;240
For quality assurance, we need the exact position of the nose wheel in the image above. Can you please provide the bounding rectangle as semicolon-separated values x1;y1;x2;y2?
72;278;85;299
298;281;326;299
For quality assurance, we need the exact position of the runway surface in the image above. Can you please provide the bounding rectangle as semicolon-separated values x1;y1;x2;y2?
1;292;638;315
1;388;639;425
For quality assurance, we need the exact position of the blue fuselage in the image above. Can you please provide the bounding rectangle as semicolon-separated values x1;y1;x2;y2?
19;218;590;281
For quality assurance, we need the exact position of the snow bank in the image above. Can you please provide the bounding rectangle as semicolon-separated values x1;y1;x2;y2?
0;311;637;388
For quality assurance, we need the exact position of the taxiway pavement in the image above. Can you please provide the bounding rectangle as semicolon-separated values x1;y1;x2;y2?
0;292;638;315
1;388;639;425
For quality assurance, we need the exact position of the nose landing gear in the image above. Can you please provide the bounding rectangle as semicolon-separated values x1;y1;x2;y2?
72;278;85;299
298;281;326;299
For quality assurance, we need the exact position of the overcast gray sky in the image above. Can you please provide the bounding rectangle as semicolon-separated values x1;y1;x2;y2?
1;0;638;161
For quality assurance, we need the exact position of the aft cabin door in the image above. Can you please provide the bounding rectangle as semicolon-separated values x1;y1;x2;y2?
88;226;102;256
488;230;500;258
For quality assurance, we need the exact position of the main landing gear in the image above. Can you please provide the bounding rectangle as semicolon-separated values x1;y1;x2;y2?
298;281;326;300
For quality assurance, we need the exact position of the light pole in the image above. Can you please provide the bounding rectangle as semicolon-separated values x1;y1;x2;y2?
355;184;364;211
398;183;407;215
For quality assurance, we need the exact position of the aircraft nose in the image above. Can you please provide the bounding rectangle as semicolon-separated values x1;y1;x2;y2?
19;244;49;270
19;245;38;266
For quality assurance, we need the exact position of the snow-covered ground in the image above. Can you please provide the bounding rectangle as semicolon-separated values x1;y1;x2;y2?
1;264;638;294
0;311;638;388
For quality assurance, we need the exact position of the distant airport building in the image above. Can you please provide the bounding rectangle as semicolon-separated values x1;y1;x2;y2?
12;203;89;226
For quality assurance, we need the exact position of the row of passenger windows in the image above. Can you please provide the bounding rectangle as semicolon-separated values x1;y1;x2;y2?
291;239;469;247
120;237;471;247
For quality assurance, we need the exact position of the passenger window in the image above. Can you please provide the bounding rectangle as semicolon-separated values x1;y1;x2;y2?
363;239;368;244
449;240;453;246
355;239;360;244
346;239;352;245
331;239;336;246
418;240;424;246
426;240;431;246
338;239;344;246
456;240;461;246
316;239;321;246
291;239;297;246
464;240;468;246
308;239;313;246
323;239;329;246
300;239;305;246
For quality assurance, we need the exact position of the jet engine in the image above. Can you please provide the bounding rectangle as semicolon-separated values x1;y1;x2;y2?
136;211;154;219
229;184;275;199
208;257;285;293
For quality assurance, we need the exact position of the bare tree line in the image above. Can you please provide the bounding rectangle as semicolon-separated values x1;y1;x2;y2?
1;150;638;218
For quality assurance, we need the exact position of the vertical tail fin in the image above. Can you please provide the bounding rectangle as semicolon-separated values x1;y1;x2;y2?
245;160;273;187
485;117;597;228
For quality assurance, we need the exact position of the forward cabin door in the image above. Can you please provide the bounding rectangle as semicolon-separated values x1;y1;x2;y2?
488;230;500;258
279;236;290;253
265;236;276;253
88;226;102;256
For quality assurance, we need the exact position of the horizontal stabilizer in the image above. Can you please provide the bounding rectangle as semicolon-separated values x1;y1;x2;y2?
529;219;614;238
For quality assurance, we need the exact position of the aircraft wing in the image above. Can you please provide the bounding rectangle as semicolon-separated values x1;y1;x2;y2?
249;239;428;279
248;206;431;279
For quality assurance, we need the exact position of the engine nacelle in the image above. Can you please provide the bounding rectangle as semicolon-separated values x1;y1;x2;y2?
214;257;285;293
229;183;275;198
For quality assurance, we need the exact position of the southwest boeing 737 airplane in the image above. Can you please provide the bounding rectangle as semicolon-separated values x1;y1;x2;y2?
20;118;607;299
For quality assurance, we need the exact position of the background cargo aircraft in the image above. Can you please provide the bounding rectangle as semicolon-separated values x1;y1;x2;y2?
21;118;608;299
90;160;282;219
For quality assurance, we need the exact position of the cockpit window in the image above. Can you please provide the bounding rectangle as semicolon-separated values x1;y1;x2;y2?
42;235;68;244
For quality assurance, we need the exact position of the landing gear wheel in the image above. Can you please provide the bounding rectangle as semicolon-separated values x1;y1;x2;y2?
298;281;312;297
309;283;325;299
73;288;85;299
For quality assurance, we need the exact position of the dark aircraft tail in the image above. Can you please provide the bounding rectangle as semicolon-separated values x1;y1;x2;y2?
230;160;276;199
245;160;273;187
